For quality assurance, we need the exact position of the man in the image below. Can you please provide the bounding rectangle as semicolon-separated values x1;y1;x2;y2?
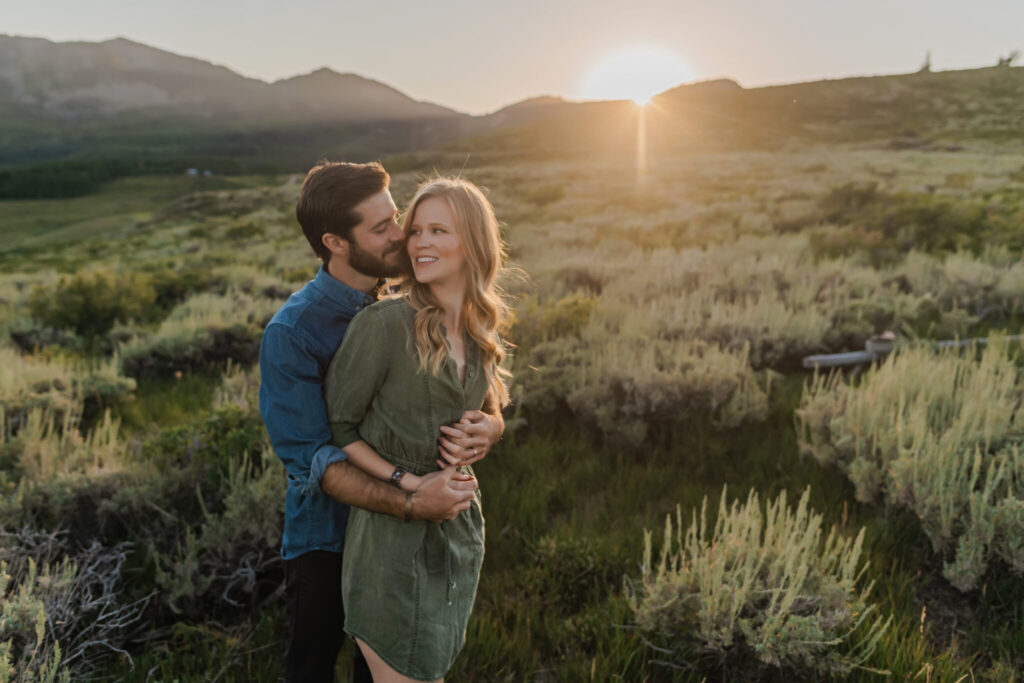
259;161;504;682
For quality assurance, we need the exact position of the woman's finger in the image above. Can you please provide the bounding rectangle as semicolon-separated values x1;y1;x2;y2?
460;454;483;466
437;445;461;465
439;425;469;439
459;410;486;424
438;436;463;454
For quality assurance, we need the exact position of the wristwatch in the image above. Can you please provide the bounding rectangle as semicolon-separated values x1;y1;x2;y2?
389;467;406;489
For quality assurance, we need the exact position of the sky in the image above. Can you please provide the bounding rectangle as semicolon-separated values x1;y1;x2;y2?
6;0;1024;115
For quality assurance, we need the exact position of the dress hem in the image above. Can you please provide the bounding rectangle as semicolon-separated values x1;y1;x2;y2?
346;628;450;682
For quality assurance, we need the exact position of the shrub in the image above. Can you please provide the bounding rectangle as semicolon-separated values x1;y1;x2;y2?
508;293;597;354
213;362;261;411
140;402;268;487
119;292;278;377
626;487;890;678
0;404;138;540
814;183;1023;262
543;337;768;447
525;534;627;615
0;349;135;434
0;528;149;681
152;449;284;617
28;271;157;338
797;336;1024;590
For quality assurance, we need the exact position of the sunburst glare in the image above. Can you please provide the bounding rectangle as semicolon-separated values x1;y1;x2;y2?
580;46;695;105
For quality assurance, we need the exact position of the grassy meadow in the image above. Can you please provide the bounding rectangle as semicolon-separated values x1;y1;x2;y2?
2;141;1024;681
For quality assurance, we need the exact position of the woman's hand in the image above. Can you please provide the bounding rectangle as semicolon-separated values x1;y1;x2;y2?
436;409;504;468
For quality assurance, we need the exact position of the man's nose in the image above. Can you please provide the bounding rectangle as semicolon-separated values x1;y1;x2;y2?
387;221;403;241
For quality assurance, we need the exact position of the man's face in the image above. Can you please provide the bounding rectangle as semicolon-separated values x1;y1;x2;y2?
346;189;404;278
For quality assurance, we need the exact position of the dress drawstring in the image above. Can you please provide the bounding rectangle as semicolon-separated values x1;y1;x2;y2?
441;520;456;605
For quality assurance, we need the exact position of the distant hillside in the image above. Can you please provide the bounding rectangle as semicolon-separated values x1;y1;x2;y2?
0;34;471;192
450;67;1024;161
0;35;461;123
2;34;1023;197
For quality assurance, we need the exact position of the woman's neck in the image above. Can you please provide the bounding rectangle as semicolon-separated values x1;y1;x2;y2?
429;279;466;331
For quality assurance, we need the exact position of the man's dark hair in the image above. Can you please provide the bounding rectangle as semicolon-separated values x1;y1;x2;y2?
295;160;390;263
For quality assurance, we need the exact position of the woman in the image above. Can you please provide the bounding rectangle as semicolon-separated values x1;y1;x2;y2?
325;176;511;682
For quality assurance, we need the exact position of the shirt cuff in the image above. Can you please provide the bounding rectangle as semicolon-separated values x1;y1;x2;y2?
305;443;348;496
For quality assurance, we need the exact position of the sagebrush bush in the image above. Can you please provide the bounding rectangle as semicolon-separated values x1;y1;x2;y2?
518;334;768;446
213;362;260;411
0;349;135;433
525;534;627;615
28;270;157;338
814;182;1023;262
153;449;284;617
797;336;1024;590
0;529;149;681
140;403;268;478
627;487;890;677
119;291;278;377
507;293;597;354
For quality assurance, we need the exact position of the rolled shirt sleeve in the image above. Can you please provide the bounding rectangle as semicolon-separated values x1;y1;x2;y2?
259;322;347;497
326;307;390;449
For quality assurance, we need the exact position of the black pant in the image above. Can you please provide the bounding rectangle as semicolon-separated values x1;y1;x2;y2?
284;550;371;683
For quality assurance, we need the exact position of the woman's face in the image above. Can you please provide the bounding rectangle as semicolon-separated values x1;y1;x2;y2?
407;196;467;287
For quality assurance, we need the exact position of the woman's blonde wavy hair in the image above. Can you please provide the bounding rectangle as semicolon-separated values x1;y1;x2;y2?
397;177;511;407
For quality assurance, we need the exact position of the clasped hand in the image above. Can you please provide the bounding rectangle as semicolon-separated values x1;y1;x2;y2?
435;409;503;469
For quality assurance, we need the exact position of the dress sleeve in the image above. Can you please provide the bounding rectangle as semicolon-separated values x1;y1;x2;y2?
326;308;391;448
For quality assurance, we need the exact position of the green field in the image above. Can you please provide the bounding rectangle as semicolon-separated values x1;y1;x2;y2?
2;137;1024;681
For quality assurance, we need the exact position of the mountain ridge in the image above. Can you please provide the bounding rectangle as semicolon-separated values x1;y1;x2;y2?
2;34;1022;198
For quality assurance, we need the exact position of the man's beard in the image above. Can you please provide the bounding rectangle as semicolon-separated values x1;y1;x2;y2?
348;241;404;278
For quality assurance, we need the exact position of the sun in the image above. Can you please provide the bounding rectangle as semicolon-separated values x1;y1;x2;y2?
579;46;695;105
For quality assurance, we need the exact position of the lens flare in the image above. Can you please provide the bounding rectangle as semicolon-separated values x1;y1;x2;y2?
580;46;695;105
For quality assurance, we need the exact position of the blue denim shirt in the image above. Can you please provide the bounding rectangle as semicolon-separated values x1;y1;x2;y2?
259;266;377;560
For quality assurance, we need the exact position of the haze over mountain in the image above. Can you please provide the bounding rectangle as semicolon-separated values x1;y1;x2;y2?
1;34;1022;198
0;35;461;123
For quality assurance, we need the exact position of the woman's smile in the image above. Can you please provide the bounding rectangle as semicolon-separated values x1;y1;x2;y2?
407;196;467;285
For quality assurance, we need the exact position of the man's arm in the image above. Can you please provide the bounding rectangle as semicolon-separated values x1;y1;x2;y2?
323;309;481;522
437;390;505;467
261;321;478;522
320;460;478;522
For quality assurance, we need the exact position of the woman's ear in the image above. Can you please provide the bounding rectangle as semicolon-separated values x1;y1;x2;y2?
322;232;348;258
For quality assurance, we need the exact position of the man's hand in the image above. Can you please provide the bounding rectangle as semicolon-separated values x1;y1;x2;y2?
410;467;478;522
437;409;504;468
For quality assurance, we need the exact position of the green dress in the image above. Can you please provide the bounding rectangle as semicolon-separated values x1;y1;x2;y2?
326;298;487;681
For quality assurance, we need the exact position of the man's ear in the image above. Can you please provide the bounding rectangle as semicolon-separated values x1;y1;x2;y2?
321;232;348;259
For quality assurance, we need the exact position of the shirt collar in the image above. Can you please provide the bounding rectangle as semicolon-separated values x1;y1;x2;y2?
312;265;378;311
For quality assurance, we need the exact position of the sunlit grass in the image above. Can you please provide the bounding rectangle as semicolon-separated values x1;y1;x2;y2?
4;148;1024;678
